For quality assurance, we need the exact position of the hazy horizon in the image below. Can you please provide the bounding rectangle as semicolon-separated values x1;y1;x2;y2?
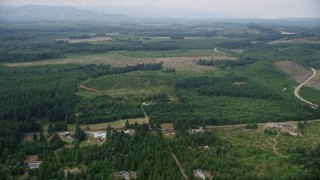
1;0;320;19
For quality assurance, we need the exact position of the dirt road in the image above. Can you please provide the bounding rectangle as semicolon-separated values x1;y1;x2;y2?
170;148;189;180
214;47;230;56
141;103;149;124
294;67;318;108
271;133;287;158
79;85;100;92
206;119;320;129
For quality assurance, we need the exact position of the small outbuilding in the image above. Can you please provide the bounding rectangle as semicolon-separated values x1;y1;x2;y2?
94;132;106;139
27;161;41;169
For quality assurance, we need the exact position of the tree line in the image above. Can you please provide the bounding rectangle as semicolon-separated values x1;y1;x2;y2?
197;57;256;69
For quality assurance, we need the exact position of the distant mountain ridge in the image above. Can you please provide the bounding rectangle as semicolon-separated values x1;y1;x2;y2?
0;4;319;26
0;5;133;21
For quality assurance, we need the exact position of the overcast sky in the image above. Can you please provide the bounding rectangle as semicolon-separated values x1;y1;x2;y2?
1;0;320;18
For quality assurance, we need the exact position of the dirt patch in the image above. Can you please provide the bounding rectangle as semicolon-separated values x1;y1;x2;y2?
25;155;38;163
160;56;235;72
273;60;313;83
233;82;248;86
57;37;112;43
230;49;244;53
279;31;296;35
161;123;176;138
5;54;235;72
22;133;34;143
160;123;174;129
306;70;320;90
274;60;320;90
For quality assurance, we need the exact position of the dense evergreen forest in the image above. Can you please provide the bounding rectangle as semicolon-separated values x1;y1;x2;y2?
0;20;320;179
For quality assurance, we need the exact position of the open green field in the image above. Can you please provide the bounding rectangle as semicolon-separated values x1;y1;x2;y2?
68;118;147;130
78;70;177;100
169;122;320;179
210;122;320;178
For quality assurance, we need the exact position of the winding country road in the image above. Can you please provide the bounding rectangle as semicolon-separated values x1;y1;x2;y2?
294;67;318;108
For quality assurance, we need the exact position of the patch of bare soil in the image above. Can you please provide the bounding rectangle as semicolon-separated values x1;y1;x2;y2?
25;155;39;163
273;60;313;83
230;49;243;53
156;56;236;71
274;60;320;91
306;70;320;90
5;55;235;72
57;37;112;43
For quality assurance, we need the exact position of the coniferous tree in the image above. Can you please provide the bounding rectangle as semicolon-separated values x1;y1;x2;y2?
33;132;38;141
74;123;86;141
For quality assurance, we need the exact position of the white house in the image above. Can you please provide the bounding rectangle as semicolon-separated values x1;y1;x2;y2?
195;170;206;180
93;132;106;139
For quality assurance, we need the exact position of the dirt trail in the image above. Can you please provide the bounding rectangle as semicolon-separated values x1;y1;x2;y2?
214;47;230;56
294;67;318;108
271;133;287;158
79;85;100;93
170;148;189;180
141;103;149;124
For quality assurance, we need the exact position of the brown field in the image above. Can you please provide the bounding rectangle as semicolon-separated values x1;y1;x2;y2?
5;53;235;72
273;60;313;83
273;60;320;90
57;37;112;43
25;155;39;163
307;70;320;90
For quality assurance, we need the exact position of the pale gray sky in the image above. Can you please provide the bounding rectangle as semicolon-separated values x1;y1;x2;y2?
1;0;319;18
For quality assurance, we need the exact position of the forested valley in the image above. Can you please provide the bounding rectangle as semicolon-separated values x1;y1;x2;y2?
0;18;320;179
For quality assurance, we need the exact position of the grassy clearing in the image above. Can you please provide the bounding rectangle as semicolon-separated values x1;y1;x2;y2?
277;122;320;150
68;118;147;131
161;123;176;139
78;70;177;100
25;155;39;163
212;122;320;178
117;49;224;58
22;134;33;143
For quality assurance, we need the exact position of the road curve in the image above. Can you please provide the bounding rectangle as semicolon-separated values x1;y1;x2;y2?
294;67;318;108
214;47;230;56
